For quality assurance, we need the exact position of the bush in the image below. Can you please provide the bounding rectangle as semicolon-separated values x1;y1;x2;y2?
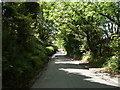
2;39;49;88
46;45;58;56
46;46;54;56
103;56;120;73
52;45;58;53
86;52;107;67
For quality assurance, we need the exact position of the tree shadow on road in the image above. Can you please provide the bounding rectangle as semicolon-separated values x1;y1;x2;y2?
31;54;119;88
52;56;119;88
54;64;119;88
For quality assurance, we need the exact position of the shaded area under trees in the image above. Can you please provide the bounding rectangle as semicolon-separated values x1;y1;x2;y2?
2;2;120;88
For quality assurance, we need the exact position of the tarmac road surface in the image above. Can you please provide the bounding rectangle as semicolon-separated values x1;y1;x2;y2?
32;49;119;88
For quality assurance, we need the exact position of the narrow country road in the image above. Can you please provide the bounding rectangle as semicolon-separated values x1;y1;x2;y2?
31;49;119;88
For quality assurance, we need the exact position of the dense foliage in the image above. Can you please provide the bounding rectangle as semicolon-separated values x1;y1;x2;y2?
2;2;58;88
43;2;119;72
2;1;120;88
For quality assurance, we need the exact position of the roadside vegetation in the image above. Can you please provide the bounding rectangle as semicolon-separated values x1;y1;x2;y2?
2;2;120;88
2;2;58;88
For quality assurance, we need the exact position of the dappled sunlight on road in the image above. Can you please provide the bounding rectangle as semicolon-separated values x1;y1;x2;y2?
50;49;120;88
58;68;119;87
32;50;119;88
52;49;119;87
55;61;80;64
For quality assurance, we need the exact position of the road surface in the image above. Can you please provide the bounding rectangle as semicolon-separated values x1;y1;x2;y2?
32;49;119;88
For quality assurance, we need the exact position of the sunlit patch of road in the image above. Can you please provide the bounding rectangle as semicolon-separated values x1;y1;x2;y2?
32;49;119;88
